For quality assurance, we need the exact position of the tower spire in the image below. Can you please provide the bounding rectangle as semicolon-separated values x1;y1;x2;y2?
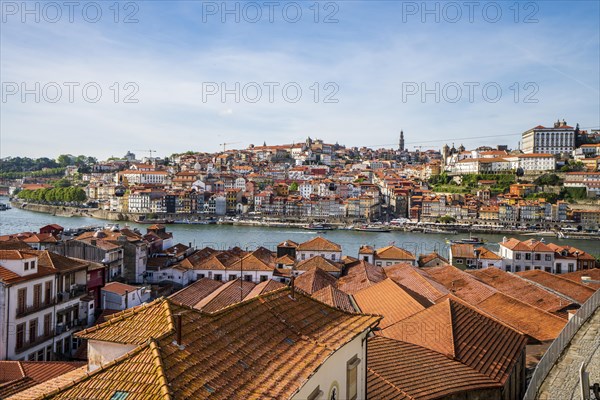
399;130;405;152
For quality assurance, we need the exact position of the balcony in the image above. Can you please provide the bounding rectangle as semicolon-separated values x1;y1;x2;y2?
56;285;88;304
16;299;56;318
15;330;55;354
55;319;87;335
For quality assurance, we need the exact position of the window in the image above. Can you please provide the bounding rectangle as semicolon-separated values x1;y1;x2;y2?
37;349;44;360
346;355;360;400
376;262;382;266
24;261;29;271
505;265;512;272
534;254;541;261
44;314;52;337
31;260;36;270
545;267;552;273
568;263;575;273
545;254;552;261
17;288;26;315
301;254;306;260
55;339;63;354
515;265;521;272
307;386;323;400
260;275;268;282
515;253;521;260
29;319;38;344
228;274;237;281
46;345;52;361
556;263;562;274
525;253;531;260
244;275;252;282
196;273;205;280
28;353;36;361
16;323;25;349
331;254;336;260
214;274;223;282
33;284;41;308
44;281;52;305
456;259;463;264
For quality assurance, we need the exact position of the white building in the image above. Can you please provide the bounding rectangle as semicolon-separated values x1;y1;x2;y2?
0;250;94;361
296;237;342;262
101;282;150;310
522;120;576;155
498;238;555;273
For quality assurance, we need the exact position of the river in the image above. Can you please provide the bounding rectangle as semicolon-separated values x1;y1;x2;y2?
1;197;599;259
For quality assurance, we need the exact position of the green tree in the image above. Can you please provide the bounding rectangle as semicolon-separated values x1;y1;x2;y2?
289;182;299;191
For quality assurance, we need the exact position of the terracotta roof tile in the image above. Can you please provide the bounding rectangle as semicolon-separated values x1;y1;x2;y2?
295;255;341;273
375;245;416;261
368;337;502;400
353;279;426;328
194;279;256;312
561;269;600;290
244;279;286;300
382;298;527;384
338;261;386;295
516;270;596;304
383;263;450;303
467;268;574;317
311;285;355;313
294;267;338;294
48;291;381;399
169;278;224;307
297;236;341;252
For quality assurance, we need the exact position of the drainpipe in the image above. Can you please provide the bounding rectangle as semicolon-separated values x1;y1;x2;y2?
5;285;10;358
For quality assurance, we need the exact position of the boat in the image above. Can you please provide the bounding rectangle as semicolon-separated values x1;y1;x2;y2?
0;202;10;211
447;236;486;245
354;225;391;233
302;223;334;231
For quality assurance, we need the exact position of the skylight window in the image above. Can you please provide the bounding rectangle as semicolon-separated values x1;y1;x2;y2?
110;391;129;400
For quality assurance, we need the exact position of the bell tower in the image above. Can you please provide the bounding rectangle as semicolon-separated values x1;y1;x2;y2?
399;130;405;152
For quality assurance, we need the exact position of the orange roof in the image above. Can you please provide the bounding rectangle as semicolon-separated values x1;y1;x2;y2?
101;282;140;296
560;269;600;290
68;291;381;399
353;279;427;328
169;278;223;307
382;297;527;383
368;337;503;399
516;270;596;304
295;255;341;273
294;267;338;294
467;268;574;317
338;260;386;295
311;285;355;313
383;263;450;303
194;279;256;312
244;279;286;300
297;236;341;252
375;245;415;261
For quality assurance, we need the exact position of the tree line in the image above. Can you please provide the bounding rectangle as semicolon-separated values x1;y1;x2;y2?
17;187;87;204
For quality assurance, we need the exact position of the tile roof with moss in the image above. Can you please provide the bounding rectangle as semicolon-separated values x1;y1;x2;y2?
47;289;381;400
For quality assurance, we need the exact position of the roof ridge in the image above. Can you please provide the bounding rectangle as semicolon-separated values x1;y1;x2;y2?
149;340;172;400
446;299;457;359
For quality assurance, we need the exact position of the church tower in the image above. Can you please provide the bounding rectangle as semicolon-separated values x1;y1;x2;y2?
399;130;405;152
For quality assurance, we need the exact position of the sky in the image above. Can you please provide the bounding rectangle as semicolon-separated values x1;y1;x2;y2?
1;0;599;160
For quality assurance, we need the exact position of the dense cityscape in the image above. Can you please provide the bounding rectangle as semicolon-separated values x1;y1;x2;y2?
1;120;600;399
2;0;599;398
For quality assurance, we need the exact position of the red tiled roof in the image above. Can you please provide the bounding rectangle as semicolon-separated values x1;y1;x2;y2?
169;278;224;307
353;279;426;328
516;270;596;304
294;267;338;294
338;260;386;295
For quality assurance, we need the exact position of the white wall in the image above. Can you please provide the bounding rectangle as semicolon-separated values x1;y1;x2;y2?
88;340;137;371
292;332;368;400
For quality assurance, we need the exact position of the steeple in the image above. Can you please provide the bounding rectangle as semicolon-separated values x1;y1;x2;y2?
399;130;405;152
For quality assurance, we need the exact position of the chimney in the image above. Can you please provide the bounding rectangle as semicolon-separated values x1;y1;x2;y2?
289;276;296;300
174;314;183;347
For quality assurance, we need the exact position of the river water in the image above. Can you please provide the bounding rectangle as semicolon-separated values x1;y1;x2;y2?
1;197;599;259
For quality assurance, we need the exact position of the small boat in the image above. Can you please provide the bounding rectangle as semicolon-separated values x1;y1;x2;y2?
447;237;486;245
0;203;10;211
354;225;391;233
302;223;334;231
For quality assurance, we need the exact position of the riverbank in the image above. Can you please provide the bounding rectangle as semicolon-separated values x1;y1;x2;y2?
9;199;600;239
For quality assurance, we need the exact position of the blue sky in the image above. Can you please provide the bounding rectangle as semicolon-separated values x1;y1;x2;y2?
1;0;599;159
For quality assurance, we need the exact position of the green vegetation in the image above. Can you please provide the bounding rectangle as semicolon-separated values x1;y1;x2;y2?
560;160;585;172
534;173;562;186
431;173;515;194
437;215;456;223
17;187;87;204
289;182;299;191
560;187;587;201
0;167;66;179
526;192;559;203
